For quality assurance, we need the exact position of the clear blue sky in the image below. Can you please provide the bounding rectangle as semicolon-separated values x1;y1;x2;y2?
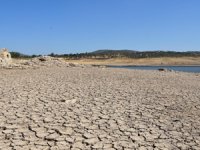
0;0;200;54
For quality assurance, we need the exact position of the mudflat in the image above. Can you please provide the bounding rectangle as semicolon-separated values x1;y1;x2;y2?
0;67;200;149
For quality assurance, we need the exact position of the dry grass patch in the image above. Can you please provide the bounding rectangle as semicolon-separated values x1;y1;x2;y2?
65;57;200;66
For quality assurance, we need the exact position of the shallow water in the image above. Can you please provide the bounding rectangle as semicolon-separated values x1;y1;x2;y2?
109;65;200;73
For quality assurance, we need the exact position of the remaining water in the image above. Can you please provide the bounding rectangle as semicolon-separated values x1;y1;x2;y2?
109;65;200;73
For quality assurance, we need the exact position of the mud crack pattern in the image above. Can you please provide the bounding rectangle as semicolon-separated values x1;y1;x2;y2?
0;67;200;150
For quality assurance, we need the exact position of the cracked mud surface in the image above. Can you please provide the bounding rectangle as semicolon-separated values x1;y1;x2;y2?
0;67;200;150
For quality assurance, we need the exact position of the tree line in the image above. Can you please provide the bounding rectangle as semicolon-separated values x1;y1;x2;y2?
10;50;200;59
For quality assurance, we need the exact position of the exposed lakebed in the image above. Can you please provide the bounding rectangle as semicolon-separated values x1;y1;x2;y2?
0;67;200;149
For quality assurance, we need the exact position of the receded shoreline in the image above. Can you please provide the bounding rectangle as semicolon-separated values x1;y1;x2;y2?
107;65;200;73
65;57;200;66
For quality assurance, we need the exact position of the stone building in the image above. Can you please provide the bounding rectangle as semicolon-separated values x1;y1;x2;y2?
0;48;12;66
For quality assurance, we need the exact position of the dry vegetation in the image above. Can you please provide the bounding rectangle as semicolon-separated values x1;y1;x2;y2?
65;57;200;66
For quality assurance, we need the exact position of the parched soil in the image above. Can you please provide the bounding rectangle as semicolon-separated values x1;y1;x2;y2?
65;57;200;66
0;67;200;150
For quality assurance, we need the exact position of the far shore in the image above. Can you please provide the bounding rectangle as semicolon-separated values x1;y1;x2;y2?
65;57;200;66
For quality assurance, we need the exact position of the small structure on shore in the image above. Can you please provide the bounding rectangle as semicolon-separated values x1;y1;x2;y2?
0;48;12;66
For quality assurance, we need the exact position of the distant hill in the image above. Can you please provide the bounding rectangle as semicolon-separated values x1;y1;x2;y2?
87;50;200;59
10;50;200;59
92;49;137;54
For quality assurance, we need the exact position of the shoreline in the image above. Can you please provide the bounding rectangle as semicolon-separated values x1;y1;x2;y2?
65;57;200;66
107;65;200;73
106;64;200;67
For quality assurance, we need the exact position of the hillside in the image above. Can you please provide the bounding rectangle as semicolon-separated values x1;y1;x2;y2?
89;50;200;58
9;50;200;66
10;50;200;59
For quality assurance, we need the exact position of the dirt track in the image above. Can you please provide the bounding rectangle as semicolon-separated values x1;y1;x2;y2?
0;67;200;150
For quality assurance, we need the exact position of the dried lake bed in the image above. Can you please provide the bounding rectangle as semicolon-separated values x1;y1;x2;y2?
0;66;200;150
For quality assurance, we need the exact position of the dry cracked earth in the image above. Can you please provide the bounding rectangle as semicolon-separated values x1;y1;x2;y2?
0;67;200;150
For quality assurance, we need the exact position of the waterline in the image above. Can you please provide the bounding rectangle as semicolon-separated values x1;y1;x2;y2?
108;65;200;73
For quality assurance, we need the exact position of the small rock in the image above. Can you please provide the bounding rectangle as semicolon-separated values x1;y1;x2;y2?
83;133;96;139
57;128;73;135
45;133;60;141
84;138;99;145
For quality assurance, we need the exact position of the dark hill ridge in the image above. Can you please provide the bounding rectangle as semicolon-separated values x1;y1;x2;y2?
89;50;200;58
92;49;137;54
10;50;200;59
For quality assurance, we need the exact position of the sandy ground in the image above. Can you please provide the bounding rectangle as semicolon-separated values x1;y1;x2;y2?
65;57;200;66
0;67;200;150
